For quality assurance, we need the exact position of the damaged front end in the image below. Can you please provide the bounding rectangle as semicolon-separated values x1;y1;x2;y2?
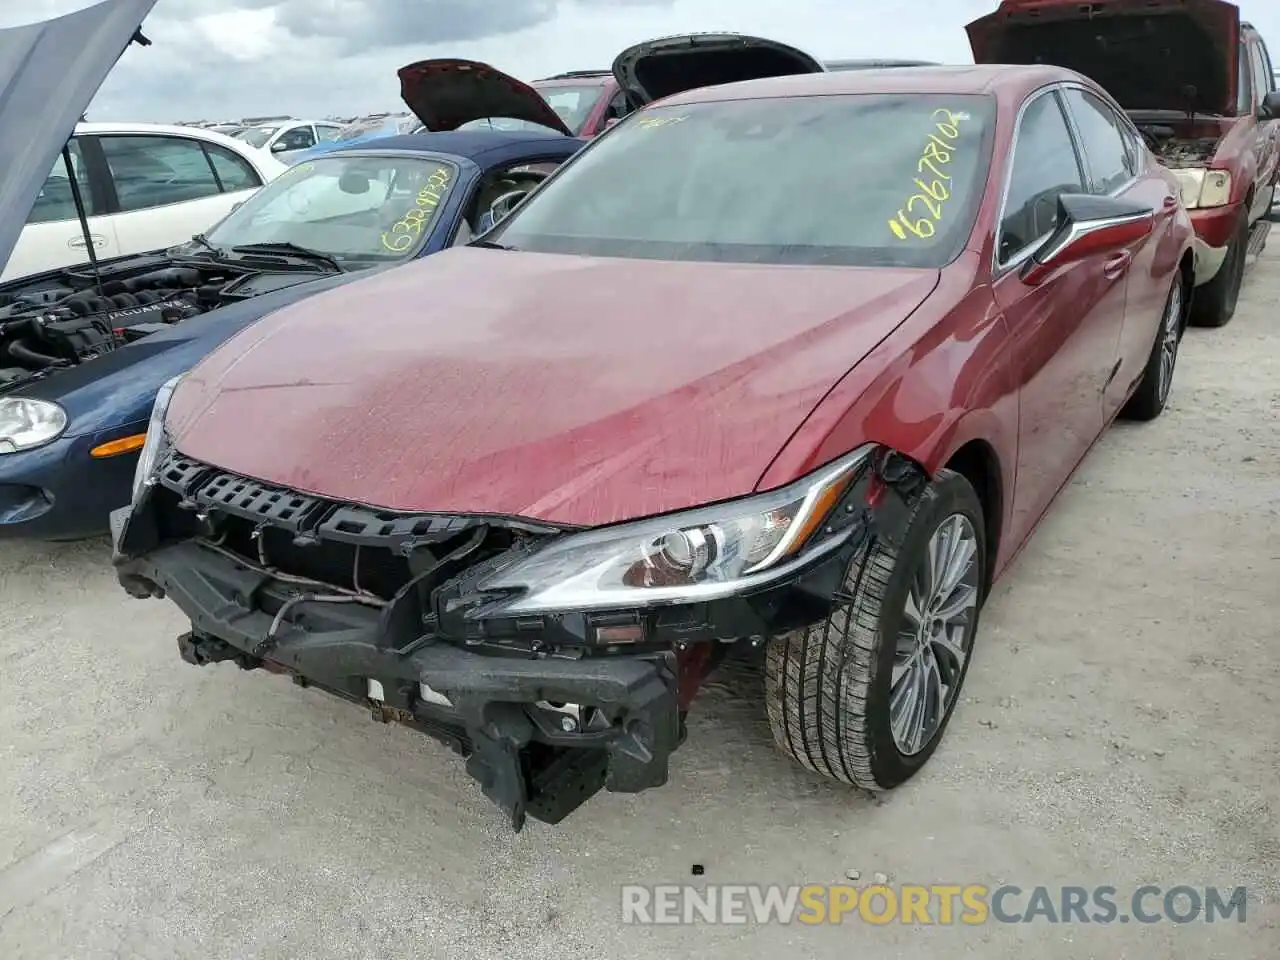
113;437;928;829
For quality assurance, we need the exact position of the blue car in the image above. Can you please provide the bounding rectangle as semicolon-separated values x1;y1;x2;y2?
0;0;586;540
284;114;422;165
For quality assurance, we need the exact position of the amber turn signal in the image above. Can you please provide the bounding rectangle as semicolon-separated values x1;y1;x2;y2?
89;433;147;458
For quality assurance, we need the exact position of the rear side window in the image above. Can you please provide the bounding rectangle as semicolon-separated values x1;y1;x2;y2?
999;92;1086;263
100;135;223;212
1062;88;1135;194
204;143;262;192
27;139;95;224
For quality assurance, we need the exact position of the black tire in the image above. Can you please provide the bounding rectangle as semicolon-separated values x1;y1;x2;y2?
764;469;986;791
1120;271;1186;422
1190;209;1248;328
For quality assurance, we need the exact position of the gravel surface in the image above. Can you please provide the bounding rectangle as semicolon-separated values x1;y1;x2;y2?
1;248;1277;959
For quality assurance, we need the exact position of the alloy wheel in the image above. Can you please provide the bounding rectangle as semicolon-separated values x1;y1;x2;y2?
1157;280;1182;404
890;513;981;756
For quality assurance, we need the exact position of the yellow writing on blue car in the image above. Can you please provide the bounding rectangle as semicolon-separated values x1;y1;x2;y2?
889;109;967;241
381;166;451;252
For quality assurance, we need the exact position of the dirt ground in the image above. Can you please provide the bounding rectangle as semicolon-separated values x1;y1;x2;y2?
0;246;1277;960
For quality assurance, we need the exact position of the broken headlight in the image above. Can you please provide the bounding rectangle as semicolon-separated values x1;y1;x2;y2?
1171;168;1232;209
0;398;67;454
131;374;183;503
475;445;878;614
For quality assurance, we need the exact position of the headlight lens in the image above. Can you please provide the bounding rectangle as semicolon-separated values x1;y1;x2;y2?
1170;168;1232;209
475;445;878;614
131;374;183;502
0;398;68;453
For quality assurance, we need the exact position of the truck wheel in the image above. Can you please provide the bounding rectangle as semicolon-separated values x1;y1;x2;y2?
764;468;985;791
1190;210;1248;328
1120;271;1185;421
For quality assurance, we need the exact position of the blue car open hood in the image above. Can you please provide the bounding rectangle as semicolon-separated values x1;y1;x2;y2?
0;0;156;270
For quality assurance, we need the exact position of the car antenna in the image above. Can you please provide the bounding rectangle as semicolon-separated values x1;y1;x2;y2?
65;28;154;287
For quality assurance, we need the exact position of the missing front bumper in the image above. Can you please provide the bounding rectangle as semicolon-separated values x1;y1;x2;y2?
114;526;683;830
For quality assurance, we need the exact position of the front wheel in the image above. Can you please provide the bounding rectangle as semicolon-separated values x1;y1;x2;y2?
1190;210;1248;328
764;469;986;791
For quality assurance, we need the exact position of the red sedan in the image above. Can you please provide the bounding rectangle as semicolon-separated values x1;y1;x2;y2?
114;46;1195;829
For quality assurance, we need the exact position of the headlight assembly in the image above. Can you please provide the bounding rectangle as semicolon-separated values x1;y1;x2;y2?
131;374;184;503
0;398;68;453
475;444;879;614
1170;168;1232;209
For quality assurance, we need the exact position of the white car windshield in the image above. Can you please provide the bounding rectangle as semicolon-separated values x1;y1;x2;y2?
234;125;279;148
202;154;458;265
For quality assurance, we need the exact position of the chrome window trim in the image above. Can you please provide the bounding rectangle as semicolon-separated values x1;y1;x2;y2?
992;81;1140;279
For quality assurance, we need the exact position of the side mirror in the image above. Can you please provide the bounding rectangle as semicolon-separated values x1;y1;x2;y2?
270;140;289;152
1258;90;1280;120
1020;193;1154;286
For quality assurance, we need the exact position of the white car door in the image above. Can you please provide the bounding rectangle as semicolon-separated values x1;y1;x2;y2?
268;123;319;164
95;133;268;254
0;138;122;281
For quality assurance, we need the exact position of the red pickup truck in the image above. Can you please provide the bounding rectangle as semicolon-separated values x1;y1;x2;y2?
969;0;1280;327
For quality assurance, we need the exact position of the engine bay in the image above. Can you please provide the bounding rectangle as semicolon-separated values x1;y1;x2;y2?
1136;122;1222;168
0;257;307;390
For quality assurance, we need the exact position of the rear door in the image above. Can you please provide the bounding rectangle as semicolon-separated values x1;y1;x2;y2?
96;133;265;254
990;86;1121;546
0;137;121;281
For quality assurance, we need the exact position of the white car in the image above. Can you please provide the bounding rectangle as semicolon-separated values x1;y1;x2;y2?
4;121;288;282
232;119;346;164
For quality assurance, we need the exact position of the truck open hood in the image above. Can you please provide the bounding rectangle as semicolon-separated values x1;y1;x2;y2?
967;0;1240;115
398;58;573;136
612;32;826;105
0;0;156;270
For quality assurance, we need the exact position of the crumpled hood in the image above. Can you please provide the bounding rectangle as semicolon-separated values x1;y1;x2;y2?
167;248;939;526
967;0;1239;115
0;0;156;269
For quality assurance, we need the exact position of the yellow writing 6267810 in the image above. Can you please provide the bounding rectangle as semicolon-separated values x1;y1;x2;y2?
888;109;965;241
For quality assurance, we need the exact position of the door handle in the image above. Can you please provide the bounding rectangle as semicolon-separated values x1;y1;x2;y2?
1102;250;1132;279
67;234;106;249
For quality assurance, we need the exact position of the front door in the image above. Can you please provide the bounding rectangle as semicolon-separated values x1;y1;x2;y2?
993;88;1127;547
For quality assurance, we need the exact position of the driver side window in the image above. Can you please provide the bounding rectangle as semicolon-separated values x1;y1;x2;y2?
460;160;564;240
998;91;1087;264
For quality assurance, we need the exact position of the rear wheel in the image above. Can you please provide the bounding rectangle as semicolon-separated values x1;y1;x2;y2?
1190;209;1248;328
1120;271;1185;422
764;469;985;790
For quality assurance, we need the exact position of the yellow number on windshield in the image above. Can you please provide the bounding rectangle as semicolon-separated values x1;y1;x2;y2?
889;108;968;242
380;166;452;253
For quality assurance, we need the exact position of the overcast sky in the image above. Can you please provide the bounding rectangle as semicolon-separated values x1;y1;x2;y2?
11;0;1280;122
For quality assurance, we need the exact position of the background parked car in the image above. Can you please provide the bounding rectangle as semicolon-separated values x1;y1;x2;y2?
968;0;1280;327
5;121;287;282
285;113;421;164
232;118;345;164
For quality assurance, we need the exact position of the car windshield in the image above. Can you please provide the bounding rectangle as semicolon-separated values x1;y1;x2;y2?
458;82;604;135
492;93;996;267
234;125;278;148
202;154;457;265
334;117;395;142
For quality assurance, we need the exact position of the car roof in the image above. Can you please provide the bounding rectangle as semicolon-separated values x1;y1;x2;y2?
327;130;585;163
73;120;263;149
661;63;1080;105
